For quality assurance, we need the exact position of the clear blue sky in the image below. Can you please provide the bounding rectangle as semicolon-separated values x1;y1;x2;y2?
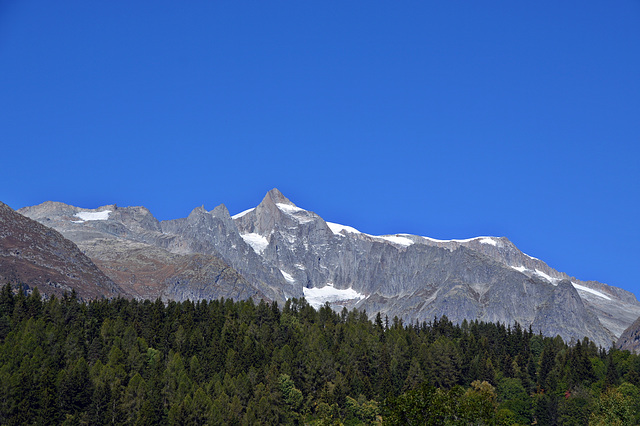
2;1;639;296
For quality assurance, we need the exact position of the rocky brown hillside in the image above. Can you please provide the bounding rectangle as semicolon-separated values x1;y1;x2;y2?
0;202;122;299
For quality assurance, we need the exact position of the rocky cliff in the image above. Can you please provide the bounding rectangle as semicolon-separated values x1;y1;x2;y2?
617;316;640;354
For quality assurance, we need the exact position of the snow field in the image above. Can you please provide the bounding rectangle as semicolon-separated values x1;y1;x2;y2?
303;283;365;309
73;210;112;222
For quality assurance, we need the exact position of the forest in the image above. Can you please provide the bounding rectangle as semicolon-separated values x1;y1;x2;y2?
1;283;639;425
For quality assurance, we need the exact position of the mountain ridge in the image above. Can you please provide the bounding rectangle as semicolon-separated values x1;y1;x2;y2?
15;188;640;347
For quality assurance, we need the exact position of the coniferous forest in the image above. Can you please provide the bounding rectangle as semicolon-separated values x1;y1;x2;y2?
1;283;640;425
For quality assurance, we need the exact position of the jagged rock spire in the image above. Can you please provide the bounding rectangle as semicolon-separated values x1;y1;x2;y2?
262;188;296;206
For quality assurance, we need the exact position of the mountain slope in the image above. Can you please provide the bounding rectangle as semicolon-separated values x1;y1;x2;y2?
0;202;122;299
18;202;271;302
229;189;628;347
617;316;640;354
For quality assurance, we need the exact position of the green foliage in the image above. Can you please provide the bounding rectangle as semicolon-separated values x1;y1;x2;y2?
589;386;637;425
0;282;638;425
279;373;303;413
382;380;499;425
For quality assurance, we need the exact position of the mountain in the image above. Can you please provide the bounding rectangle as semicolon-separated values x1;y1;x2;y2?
18;189;640;347
229;189;636;347
17;201;272;303
617;316;640;354
0;202;121;299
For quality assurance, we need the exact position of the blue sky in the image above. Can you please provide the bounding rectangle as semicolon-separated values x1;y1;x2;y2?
2;1;639;296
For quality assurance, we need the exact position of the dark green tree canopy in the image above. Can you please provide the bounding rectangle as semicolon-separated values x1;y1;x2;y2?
0;283;639;425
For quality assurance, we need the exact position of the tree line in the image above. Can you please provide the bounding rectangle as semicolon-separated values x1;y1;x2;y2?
1;283;639;425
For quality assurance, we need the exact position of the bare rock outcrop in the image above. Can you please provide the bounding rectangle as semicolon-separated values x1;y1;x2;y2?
617;316;640;354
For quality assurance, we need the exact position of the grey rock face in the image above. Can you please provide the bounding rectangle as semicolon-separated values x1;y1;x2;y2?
229;189;638;348
18;188;640;348
531;280;616;346
617;316;640;354
159;202;293;302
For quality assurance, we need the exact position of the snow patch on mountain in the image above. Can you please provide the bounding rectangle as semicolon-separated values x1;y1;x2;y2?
276;203;315;223
73;210;111;223
303;283;366;309
276;203;305;214
478;237;498;246
232;208;254;219
511;265;559;285
327;224;412;246
327;222;360;236
377;235;414;247
535;269;558;284
572;282;612;301
280;270;296;283
241;233;269;254
422;235;498;244
510;264;612;301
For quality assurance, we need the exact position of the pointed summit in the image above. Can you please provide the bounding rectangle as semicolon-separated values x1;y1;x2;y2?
212;203;231;219
211;203;238;230
188;205;208;218
234;188;310;235
262;188;295;206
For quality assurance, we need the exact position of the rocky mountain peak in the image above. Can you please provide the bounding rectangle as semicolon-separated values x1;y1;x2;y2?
107;205;160;233
263;188;294;206
239;188;309;235
188;205;208;217
18;201;74;221
210;204;238;231
212;203;231;219
98;204;117;212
